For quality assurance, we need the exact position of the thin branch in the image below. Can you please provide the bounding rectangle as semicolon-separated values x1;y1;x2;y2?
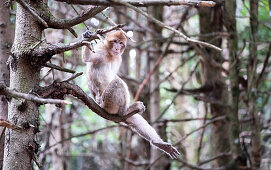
152;60;200;123
35;25;124;58
199;152;232;165
63;72;83;82
44;63;76;74
15;0;48;28
155;117;215;123
148;116;227;170
176;116;226;143
0;83;71;105
47;6;106;29
134;21;183;101
101;11;136;42
110;0;222;52
0;119;23;131
56;0;216;7
40;125;120;153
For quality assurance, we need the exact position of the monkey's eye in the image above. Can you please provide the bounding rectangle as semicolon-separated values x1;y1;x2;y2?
120;42;123;45
113;40;117;43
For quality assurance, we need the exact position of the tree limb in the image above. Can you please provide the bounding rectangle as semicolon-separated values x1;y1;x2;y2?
34;81;139;123
109;0;222;52
15;0;48;28
47;6;106;29
0;83;71;105
56;0;216;7
32;24;124;63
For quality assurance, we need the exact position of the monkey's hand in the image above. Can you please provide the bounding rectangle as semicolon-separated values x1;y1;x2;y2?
151;141;180;159
82;30;93;39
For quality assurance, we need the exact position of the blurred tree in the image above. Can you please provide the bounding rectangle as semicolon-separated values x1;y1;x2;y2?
0;1;13;169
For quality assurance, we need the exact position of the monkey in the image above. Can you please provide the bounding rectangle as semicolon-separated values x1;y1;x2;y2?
82;30;180;159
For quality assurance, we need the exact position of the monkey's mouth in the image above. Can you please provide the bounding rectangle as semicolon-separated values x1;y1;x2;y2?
112;49;121;55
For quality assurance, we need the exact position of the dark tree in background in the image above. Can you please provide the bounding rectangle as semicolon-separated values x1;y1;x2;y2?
0;0;270;170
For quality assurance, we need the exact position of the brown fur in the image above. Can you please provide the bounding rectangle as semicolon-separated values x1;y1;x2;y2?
106;31;127;43
105;31;127;62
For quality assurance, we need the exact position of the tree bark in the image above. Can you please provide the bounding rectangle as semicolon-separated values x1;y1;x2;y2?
223;0;246;166
3;1;43;170
148;6;170;170
0;1;13;169
248;0;261;168
198;2;231;167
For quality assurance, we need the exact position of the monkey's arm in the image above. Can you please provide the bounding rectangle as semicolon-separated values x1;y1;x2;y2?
82;45;105;64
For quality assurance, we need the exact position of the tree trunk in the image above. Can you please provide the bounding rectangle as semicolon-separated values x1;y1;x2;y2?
248;0;261;168
224;0;246;166
0;1;13;169
3;1;43;169
198;2;231;167
148;6;170;170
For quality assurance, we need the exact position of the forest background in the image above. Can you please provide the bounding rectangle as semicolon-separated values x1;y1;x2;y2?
0;0;270;170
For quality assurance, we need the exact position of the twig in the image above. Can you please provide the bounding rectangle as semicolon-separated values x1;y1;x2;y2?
155;117;215;123
0;119;23;131
199;152;232;165
40;125;120;153
101;11;136;42
44;63;76;74
152;60;200;123
32;153;42;169
176;116;226;143
0;83;71;105
56;0;216;7
48;6;106;29
70;4;89;30
15;0;48;28
63;72;83;82
147;116;226;170
110;0;222;52
134;22;182;101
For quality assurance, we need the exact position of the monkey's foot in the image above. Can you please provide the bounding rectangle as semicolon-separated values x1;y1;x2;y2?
127;101;145;115
151;141;180;159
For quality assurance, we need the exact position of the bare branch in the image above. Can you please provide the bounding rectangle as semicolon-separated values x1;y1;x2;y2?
48;6;106;29
148;116;227;170
0;119;23;131
35;25;124;58
0;83;71;105
199;152;232;165
55;0;216;7
110;0;222;52
44;63;76;74
34;81;138;123
15;0;48;28
40;125;120;153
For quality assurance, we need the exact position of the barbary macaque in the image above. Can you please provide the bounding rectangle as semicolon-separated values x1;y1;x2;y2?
82;30;180;159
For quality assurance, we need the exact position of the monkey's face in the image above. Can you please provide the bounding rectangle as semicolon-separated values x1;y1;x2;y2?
106;31;127;56
110;39;126;55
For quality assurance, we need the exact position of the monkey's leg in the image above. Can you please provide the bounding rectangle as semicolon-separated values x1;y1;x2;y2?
100;79;128;114
125;114;180;159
